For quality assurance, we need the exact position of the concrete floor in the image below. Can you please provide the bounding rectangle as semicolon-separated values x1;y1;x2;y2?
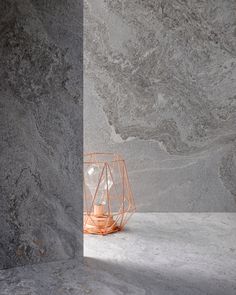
0;213;236;295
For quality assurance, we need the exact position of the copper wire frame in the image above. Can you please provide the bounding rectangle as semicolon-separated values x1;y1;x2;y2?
83;153;136;235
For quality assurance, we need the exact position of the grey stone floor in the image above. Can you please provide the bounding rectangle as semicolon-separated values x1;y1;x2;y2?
0;213;236;295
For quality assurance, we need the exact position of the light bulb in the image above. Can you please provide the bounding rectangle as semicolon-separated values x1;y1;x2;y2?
85;164;113;206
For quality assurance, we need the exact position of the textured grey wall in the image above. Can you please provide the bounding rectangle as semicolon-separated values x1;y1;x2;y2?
85;0;236;212
0;0;83;269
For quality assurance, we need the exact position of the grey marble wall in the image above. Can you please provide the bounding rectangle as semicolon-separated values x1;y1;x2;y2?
0;0;83;269
84;0;236;212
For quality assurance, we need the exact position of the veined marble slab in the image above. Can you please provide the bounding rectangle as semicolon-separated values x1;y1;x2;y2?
84;0;236;211
0;0;83;269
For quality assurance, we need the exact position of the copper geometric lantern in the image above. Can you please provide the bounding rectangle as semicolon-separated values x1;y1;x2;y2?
83;153;136;235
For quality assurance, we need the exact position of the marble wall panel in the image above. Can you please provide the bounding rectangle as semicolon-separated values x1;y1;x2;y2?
0;0;83;269
85;0;236;211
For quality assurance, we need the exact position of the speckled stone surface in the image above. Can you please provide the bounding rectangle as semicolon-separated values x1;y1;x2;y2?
84;0;236;211
0;0;83;269
0;214;235;294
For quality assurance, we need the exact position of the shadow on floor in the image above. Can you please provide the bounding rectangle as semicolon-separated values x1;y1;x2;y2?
83;257;236;295
0;257;235;295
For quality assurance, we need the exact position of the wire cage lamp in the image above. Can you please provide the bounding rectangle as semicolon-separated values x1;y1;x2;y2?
83;153;136;235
